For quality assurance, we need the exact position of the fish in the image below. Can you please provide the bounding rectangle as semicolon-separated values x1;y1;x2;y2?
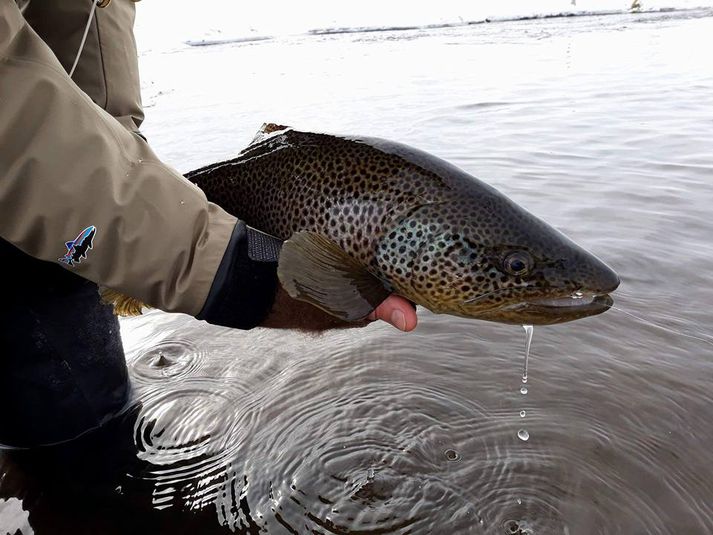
58;225;96;267
179;123;619;326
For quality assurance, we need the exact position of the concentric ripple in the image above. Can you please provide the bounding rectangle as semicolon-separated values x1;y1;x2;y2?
217;359;512;534
130;339;207;383
119;314;713;534
132;377;262;511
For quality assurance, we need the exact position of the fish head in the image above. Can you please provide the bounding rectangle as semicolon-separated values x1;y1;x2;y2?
377;192;619;326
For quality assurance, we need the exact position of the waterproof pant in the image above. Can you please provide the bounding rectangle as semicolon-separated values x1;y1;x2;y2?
0;241;129;447
0;0;143;447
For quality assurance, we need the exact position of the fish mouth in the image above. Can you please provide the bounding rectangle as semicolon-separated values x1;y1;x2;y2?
473;292;615;326
524;293;604;308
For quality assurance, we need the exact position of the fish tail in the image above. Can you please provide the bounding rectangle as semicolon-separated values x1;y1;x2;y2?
99;287;149;317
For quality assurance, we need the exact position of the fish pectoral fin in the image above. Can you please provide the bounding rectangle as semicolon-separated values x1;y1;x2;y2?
99;287;150;317
277;231;390;321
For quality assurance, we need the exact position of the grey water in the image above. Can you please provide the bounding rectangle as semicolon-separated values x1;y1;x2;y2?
3;7;713;535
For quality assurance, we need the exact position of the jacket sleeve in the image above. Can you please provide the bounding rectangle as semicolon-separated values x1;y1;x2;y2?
0;0;277;326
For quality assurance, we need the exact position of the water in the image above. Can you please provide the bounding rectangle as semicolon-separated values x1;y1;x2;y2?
3;7;713;535
519;326;533;441
522;325;533;383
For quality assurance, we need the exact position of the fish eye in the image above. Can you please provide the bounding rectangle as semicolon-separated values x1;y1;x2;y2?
503;251;533;276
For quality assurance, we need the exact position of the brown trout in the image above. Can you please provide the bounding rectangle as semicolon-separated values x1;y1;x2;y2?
183;124;619;326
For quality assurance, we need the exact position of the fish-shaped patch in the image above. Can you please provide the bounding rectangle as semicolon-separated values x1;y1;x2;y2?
58;225;96;266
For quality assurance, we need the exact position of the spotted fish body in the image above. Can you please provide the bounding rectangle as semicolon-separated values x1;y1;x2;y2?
187;125;619;325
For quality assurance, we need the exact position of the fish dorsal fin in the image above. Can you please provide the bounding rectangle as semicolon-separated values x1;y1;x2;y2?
277;231;391;321
249;123;291;146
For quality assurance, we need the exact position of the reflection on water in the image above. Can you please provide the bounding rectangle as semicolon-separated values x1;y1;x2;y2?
3;7;713;535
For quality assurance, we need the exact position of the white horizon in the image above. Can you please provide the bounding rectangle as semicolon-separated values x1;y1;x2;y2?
134;0;713;51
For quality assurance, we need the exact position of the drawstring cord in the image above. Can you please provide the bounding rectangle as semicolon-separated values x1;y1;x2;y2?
69;0;111;78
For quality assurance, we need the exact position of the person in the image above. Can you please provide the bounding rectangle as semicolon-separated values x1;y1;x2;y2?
0;0;417;448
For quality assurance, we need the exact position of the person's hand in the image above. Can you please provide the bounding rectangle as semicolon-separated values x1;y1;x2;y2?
260;286;418;332
367;295;417;331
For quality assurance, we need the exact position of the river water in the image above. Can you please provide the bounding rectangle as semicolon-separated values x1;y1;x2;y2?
2;8;713;535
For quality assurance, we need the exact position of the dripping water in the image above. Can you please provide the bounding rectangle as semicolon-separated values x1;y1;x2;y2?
522;324;533;384
518;325;533;442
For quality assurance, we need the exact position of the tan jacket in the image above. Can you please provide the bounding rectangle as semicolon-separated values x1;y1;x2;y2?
0;0;238;317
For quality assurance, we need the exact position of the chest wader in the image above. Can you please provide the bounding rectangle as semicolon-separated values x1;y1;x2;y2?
0;0;143;448
0;241;129;447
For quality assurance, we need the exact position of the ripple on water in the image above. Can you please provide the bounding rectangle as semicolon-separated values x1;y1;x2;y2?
129;339;208;384
215;373;534;534
132;377;262;511
120;319;713;534
503;519;534;535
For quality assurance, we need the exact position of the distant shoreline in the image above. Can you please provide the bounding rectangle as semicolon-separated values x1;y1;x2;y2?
308;6;684;36
183;6;710;48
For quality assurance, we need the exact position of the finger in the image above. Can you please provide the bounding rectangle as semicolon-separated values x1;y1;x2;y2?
368;295;418;332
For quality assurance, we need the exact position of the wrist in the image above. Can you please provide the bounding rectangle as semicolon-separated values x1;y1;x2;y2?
197;222;282;329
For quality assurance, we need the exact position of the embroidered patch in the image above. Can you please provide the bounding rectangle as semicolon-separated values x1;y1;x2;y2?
58;225;96;266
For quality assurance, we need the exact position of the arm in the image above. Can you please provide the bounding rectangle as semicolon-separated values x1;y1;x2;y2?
0;0;252;323
0;0;417;332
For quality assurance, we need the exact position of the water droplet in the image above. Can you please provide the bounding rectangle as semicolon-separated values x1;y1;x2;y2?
520;386;528;395
180;200;185;205
151;352;169;368
520;410;526;418
444;449;460;461
518;429;530;441
504;520;520;533
572;290;584;299
517;498;522;505
522;325;533;381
